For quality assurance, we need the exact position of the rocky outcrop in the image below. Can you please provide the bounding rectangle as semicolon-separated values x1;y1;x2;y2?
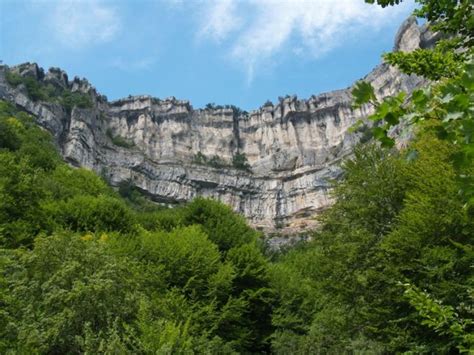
0;18;431;232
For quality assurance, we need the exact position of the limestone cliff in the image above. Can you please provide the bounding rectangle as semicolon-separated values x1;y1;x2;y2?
0;17;431;232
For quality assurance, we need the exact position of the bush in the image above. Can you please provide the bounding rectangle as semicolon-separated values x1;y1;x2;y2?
106;128;135;148
208;155;226;168
60;90;93;113
232;153;251;171
5;71;23;87
6;71;48;101
229;105;248;117
136;208;184;232
193;152;207;165
0;117;21;151
44;165;111;200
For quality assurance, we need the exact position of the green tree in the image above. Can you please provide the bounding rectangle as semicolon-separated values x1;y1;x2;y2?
355;0;474;204
0;233;139;353
54;194;137;235
183;197;259;252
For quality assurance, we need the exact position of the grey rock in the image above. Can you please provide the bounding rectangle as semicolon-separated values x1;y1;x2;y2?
0;18;429;232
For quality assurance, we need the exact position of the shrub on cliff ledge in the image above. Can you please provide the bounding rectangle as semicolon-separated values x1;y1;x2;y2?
232;153;251;171
106;128;135;149
60;91;93;113
5;69;92;112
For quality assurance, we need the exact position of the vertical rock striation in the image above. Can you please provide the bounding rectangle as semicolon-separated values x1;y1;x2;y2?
0;17;431;232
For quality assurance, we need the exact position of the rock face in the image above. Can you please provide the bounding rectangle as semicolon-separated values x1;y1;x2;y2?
0;18;431;232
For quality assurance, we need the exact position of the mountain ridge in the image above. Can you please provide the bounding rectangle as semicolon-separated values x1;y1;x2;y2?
0;17;431;232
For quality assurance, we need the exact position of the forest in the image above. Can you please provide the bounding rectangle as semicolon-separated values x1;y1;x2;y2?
0;0;473;353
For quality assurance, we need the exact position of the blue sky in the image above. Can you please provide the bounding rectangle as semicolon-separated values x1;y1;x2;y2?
0;0;414;110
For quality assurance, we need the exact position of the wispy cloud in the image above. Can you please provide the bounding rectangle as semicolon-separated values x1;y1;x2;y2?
197;0;413;82
110;57;156;71
197;0;242;43
49;0;121;49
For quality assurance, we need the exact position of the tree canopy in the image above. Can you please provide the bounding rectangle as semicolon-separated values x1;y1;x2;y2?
0;0;472;352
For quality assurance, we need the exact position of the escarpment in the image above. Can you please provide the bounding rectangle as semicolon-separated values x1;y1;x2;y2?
0;17;431;232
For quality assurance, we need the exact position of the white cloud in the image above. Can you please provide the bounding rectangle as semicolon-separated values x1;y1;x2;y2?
198;0;242;43
198;0;413;82
50;0;121;49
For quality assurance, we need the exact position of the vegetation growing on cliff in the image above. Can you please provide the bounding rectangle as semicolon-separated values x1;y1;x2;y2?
0;0;472;353
193;151;252;172
204;103;249;117
5;69;93;112
106;128;136;149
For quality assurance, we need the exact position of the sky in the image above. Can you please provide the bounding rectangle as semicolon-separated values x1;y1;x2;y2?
0;0;415;111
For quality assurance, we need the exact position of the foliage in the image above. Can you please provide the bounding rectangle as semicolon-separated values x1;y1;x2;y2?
5;71;23;87
0;1;472;351
106;128;135;148
208;155;226;168
194;152;252;172
232;152;251;171
355;0;474;207
204;103;248;116
0;100;275;352
270;135;473;353
384;44;462;80
5;69;92;111
60;90;93;113
0;233;140;354
54;194;137;234
402;283;474;353
229;104;248;117
205;102;217;110
193;151;208;165
182;197;259;252
193;153;226;168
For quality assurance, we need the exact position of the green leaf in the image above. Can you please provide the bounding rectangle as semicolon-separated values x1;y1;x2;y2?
372;126;387;139
412;89;429;109
352;81;377;108
384;112;400;125
379;136;395;148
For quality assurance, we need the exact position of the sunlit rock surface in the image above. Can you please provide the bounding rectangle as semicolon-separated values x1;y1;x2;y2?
0;17;430;232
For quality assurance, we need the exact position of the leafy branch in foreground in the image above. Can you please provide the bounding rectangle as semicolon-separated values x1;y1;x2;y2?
352;56;474;204
354;0;474;206
401;283;474;353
